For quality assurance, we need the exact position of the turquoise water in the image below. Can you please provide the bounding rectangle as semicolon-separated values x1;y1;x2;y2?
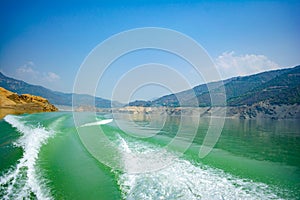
0;112;299;199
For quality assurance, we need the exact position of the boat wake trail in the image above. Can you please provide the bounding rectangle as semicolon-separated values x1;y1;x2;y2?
80;119;113;127
0;115;60;200
115;135;282;200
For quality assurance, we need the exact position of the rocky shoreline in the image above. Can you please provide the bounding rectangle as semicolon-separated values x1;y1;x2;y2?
0;87;58;119
71;102;300;120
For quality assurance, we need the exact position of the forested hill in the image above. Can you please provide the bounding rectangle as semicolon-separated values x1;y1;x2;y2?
129;65;300;107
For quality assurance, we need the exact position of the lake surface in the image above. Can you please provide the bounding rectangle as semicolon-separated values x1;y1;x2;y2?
0;111;299;199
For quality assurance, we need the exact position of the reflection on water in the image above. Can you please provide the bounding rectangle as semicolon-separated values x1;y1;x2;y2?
218;118;300;166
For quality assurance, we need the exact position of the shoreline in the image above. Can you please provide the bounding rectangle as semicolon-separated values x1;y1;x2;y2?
4;103;299;120
59;103;300;120
0;107;59;120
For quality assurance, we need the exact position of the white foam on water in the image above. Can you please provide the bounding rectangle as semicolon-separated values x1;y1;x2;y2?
0;115;56;200
116;134;176;174
116;136;283;200
80;119;113;127
118;136;132;153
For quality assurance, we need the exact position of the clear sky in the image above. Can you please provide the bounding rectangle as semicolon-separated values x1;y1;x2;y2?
0;0;299;102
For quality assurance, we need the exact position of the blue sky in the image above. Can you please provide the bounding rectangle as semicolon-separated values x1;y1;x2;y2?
0;0;299;102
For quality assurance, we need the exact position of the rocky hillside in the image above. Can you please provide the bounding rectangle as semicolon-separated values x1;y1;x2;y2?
0;87;58;118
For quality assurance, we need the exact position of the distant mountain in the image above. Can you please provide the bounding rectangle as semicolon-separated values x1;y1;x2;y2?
2;65;299;109
0;72;115;108
227;66;300;105
130;65;300;107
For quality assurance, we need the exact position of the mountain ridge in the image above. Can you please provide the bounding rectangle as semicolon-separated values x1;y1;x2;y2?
1;65;299;109
0;72;115;108
130;65;300;107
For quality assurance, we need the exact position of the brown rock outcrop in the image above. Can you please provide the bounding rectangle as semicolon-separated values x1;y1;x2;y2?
0;87;58;119
95;105;300;120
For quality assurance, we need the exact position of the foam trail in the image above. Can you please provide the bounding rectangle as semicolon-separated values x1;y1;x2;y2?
116;134;176;174
0;115;57;200
118;136;132;153
80;119;113;127
115;136;283;200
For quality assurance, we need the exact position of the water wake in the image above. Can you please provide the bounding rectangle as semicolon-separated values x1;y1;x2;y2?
115;135;282;200
0;115;57;200
80;119;113;127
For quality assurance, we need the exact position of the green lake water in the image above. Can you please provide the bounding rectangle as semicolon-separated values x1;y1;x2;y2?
0;111;299;199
